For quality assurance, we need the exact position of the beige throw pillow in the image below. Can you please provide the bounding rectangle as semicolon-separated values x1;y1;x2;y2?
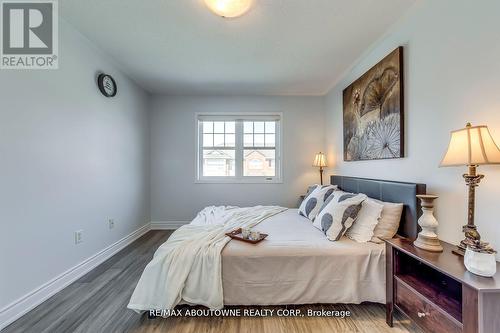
370;199;404;243
347;198;384;243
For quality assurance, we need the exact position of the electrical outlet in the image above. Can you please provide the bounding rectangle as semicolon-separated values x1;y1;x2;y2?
108;219;115;229
75;230;83;244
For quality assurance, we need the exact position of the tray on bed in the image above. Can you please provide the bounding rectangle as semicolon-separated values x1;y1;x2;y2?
225;228;268;244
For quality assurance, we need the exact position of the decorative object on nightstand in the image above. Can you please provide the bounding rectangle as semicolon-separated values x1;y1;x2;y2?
413;195;443;252
386;238;500;333
464;242;497;277
440;123;500;256
313;152;327;185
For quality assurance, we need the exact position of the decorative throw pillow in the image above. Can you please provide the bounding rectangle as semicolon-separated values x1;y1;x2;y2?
370;199;404;243
298;184;337;220
312;190;360;229
314;193;367;241
304;185;317;197
346;198;384;242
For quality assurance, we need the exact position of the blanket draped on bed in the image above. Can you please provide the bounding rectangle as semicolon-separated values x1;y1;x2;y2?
127;205;286;312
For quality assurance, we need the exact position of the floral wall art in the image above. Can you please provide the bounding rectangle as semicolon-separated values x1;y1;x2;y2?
343;47;404;161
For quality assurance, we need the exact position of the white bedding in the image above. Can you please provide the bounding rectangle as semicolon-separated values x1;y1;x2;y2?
127;205;286;312
128;206;386;312
222;209;386;305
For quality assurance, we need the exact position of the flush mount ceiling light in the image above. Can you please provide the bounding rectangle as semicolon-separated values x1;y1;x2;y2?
204;0;253;18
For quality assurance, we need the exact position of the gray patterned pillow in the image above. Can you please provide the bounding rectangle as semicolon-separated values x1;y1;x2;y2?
298;184;337;220
312;190;360;230
314;193;367;241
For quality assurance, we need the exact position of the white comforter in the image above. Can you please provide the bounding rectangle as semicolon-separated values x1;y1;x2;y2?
127;205;286;312
222;209;386;305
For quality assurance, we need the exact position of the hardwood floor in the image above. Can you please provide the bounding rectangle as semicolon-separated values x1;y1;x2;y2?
2;231;423;333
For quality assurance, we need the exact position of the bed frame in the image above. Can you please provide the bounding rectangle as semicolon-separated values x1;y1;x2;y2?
331;175;426;240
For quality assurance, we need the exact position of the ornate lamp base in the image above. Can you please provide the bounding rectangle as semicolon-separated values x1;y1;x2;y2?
452;166;484;256
452;225;479;256
453;224;495;256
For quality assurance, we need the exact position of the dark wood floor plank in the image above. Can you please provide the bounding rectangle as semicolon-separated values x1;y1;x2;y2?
3;268;123;333
45;233;172;333
2;230;422;333
76;231;158;283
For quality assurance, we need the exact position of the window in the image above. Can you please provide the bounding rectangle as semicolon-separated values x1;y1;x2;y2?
202;121;235;177
197;114;282;183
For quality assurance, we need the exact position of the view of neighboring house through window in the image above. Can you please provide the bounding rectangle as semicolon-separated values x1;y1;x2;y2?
243;121;276;177
197;114;282;182
202;121;236;176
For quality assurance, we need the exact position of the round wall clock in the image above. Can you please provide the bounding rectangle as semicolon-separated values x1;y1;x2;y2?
97;73;117;97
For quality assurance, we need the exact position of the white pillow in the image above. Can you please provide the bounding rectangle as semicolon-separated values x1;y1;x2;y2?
298;184;337;220
314;193;367;241
346;198;384;242
370;199;404;243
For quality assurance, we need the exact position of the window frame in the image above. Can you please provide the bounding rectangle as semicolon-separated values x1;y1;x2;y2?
195;112;283;184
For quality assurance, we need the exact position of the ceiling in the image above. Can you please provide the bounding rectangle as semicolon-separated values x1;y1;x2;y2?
61;0;416;95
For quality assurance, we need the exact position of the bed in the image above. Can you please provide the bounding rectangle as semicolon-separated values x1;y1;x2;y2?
222;176;426;305
128;176;426;311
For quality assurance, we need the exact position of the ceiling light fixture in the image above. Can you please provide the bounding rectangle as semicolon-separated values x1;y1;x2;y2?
204;0;253;18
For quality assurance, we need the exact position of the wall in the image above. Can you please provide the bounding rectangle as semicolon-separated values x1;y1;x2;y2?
150;95;325;222
324;0;500;259
0;19;150;313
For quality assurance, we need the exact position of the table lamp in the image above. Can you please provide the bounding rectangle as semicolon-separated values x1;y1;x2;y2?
313;152;327;185
440;123;500;255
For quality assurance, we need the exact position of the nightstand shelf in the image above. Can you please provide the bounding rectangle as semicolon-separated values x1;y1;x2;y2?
395;274;462;322
386;238;500;333
395;253;463;323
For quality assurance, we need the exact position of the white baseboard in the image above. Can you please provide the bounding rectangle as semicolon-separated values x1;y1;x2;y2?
150;221;188;230
0;223;151;331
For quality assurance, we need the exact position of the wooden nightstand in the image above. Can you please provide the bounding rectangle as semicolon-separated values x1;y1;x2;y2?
386;238;500;333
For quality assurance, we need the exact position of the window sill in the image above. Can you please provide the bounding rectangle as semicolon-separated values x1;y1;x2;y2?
195;178;283;184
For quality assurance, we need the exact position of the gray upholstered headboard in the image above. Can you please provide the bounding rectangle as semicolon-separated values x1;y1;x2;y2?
331;175;426;240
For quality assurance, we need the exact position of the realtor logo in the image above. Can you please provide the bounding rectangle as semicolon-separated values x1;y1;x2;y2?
1;0;58;69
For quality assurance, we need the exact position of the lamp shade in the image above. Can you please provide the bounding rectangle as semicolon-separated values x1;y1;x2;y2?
204;0;253;18
440;123;500;167
313;152;327;167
